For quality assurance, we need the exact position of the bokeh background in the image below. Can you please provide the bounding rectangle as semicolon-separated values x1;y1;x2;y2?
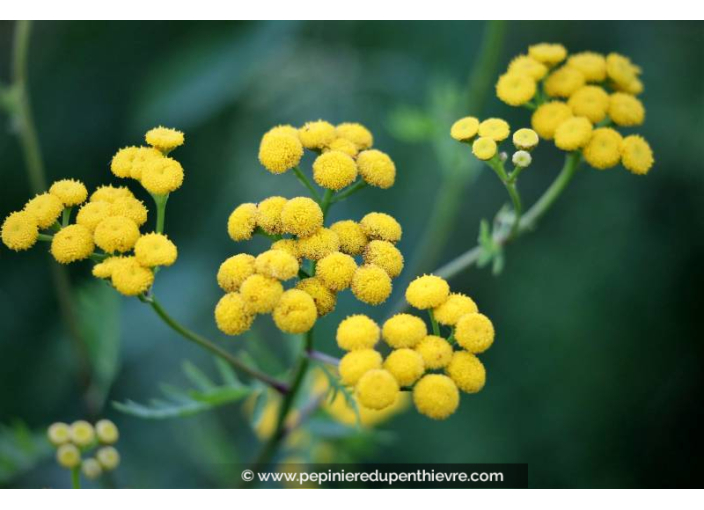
1;21;702;488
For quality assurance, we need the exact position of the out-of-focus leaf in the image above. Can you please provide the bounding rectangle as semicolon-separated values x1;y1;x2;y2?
386;105;436;143
318;365;360;428
0;421;52;485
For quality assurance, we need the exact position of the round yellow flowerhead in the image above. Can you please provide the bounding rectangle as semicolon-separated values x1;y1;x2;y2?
415;335;453;369
82;458;103;480
255;249;299;280
512;128;539;151
528;43;567;66
583;128;623;170
382;313;427;349
266;124;299;138
227;203;257;242
339;349;382;386
478;118;510;142
70;420;95;447
356;369;399;410
567;52;606;82
145;126;185;152
47;422;71;446
95;419;119;444
56;444;81;469
337;314;380;351
609;93;645;127
50;179;88;207
351;264;392;305
110;146;140;178
316;251;357;291
554;116;593;151
545;66;586;98
51;224;94;264
413;374;459;420
606;53;642;95
96;446;120;471
134;233;178;267
363;240;404;278
24;193;63;229
256;196;287;235
330;220;368;256
295;277;336;316
326;137;359;157
568;86;610;124
281;197;324;238
108;197;148;227
92;256;123;280
621;135;654;175
240;274;284;314
450;116;480;142
273;289;317;334
271;238;300;261
215;292;254;335
406;274;450;310
360;212;402;243
447;351;486;394
384;349;424;387
127;147;164;180
336;122;373;150
94;216;141;253
455;312;495;353
496;72;536;106
90;185;134;204
110;257;154;296
2;211;38;251
313;151;358;191
433;293;478;326
76;201;111;232
531;101;573;141
508;55;548;80
472;137;497;161
258;131;304;174
299;120;337;150
217;253;256;292
357;149;396;189
297;227;340;261
141;157;184;195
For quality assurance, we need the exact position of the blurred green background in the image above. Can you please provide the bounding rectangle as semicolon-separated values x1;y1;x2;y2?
1;21;702;488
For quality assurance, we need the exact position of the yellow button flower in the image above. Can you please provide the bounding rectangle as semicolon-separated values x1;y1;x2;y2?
330;220;368;256
47;422;71;446
299;120;336;150
528;43;567;66
134;233;178;267
24;193;63;229
360;212;402;243
94;216;141;253
280;197;324;238
531;101;573;140
51;224;94;264
295;277;336;316
76;201;111;232
56;444;81;469
271;238;300;261
336;314;380;351
508;55;548;80
450;116;480;142
256;196;287;235
95;419;119;444
70;420;95;447
90;185;134;203
384;349;424;387
266;124;299;138
110;257;154;296
273;289;317;334
145;126;185;152
326;137;359;157
512;128;539;151
336;122;373;150
82;458;103;480
356;149;396;189
312;151;358;190
339;349;382;386
217;253;256;292
583;128;623;170
140;157;184;195
544;66;586;98
108;196;149;227
621;135;654;175
554;116;593;151
568;86;610;124
1;211;38;251
110;146;140;177
351;264;392;305
382;313;427;349
567;52;606;82
215;292;254;335
496;72;537;106
316;251;357;291
406;274;450;310
478;118;510;142
49;179;88;206
92;256;123;279
258;131;304;174
609;92;645;127
240;274;284;314
433;292;478;326
472;137;497;161
606;53;642;95
255;249;299;280
413;374;459;420
356;369;399;410
446;351;486;393
415;335;453;369
455;313;495;353
127;147;164;180
363;240;404;278
227;203;258;242
297;227;340;261
96;446;120;471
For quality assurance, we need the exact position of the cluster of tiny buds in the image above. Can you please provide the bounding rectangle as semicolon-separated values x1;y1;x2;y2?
47;419;120;480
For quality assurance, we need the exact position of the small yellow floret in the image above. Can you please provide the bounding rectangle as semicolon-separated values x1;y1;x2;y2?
215;292;254;335
94;216;141;253
92;256;122;279
227;203;258;242
259;131;304;174
357;149;396;189
337;315;380;351
621;135;654;175
326;137;359;157
90;185;134;204
360;212;402;243
528;43;567;66
95;419;119;444
606;53;642;95
134;233;177;267
70;420;95;447
82;458;103;480
256;196;287;235
455;313;495;353
567;52;606;82
266;124;299;138
531;101;573;140
24;193;63;229
316;251;357;291
273;289;317;334
356;369;399;410
351;264;392;305
127;147;164;180
496;72;536;106
554;116;593;151
56;444;81;469
76;201;111;232
363;240;404;278
145;126;185;152
295;277;336;316
433;293;478;326
240;274;284;314
406;274;450;310
478;118;510;142
255;249;299;280
299;120;337;150
110;146;140;178
339;349;382;386
508;55;548;80
609;92;645;127
568;86;610;123
217;253;256;292
110;257;154;296
2;211;38;251
382;313;427;349
512;128;539;151
280;197;324;238
51;224;94;264
472;137;497;161
413;374;459;420
50;179;88;206
297;228;340;261
384;349;424;387
583;128;623;170
446;351;486;393
140;157;184;195
450;116;480;142
47;422;71;446
544;66;586;98
336;123;373;150
330;220;368;255
108;197;148;227
96;446;120;471
313;151;358;191
271;238;300;261
415;335;453;369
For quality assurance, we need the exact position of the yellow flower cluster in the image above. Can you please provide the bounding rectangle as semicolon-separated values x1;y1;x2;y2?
47;419;120;479
493;43;653;175
335;274;494;420
2;127;182;297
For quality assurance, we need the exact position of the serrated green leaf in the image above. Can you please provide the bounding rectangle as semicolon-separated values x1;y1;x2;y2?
214;358;241;387
182;360;215;391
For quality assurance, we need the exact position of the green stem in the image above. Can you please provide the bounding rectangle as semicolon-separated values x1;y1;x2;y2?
331;180;367;203
320;189;334;217
428;309;440;336
37;233;53;242
152;193;169;234
464;21;508;112
71;466;81;489
292;166;321;201
61;207;72;227
144;295;289;394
